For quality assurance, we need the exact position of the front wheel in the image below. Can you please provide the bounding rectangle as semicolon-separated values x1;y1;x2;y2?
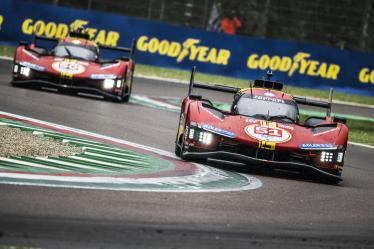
122;67;134;103
175;114;188;159
122;91;130;103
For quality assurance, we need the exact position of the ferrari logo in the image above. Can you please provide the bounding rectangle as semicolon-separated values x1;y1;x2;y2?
258;141;276;150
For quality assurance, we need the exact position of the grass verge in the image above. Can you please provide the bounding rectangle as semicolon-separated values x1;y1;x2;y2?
346;119;374;146
136;64;374;106
0;45;15;58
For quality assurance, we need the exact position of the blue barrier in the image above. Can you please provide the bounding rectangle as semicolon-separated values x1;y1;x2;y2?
1;0;374;96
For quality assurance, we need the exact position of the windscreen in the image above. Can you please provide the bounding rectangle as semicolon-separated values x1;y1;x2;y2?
54;44;98;61
236;94;298;122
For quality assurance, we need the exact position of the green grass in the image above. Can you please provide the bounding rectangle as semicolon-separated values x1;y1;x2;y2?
2;45;374;105
0;45;15;57
346;119;374;146
136;64;374;106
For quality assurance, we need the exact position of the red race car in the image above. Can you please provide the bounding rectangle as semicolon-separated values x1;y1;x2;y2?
12;29;135;102
175;67;349;184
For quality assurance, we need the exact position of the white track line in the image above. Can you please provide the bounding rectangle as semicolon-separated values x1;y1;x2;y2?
82;146;145;159
35;157;114;173
69;155;135;169
0;157;70;172
83;151;148;165
348;142;374;149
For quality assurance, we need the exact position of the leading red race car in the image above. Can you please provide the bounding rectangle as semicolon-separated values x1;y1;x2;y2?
175;67;349;184
12;28;135;102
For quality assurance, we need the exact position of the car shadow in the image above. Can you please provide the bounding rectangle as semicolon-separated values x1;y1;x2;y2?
204;160;341;185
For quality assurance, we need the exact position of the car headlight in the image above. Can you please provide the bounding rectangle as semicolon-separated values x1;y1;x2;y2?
20;66;31;77
188;127;213;145
13;64;19;73
103;79;115;89
320;151;344;163
337;152;344;163
116;79;122;88
198;131;213;145
320;151;334;163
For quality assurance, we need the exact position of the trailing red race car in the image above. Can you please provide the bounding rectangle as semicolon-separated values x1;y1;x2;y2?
175;67;349;184
12;29;135;102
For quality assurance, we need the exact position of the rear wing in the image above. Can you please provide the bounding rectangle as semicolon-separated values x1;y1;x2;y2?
187;66;334;117
293;89;333;117
188;66;240;96
30;35;136;61
188;67;287;96
99;39;136;61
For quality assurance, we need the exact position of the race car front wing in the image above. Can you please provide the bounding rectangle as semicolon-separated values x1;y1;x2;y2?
183;150;342;181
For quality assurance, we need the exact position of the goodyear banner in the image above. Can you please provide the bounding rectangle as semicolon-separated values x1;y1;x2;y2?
1;0;374;96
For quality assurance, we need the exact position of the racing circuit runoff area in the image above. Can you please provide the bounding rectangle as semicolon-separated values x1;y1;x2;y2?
0;58;374;249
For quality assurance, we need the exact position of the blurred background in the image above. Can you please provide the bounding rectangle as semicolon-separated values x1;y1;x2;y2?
29;0;374;52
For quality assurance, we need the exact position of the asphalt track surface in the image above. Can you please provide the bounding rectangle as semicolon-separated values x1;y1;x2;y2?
1;59;374;248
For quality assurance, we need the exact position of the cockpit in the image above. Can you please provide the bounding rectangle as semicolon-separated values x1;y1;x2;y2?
234;93;299;123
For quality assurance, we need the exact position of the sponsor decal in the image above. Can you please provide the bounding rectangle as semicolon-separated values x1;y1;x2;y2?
52;60;85;75
202;124;236;138
358;68;374;84
19;61;45;71
21;19;120;46
72;39;82;45
245;124;291;143
90;74;117;79
299;143;335;149
245;119;259;124
264;91;275;97
137;36;231;65
254;95;284;103
0;15;3;31
278;123;294;130
258;140;276;150
247;52;340;80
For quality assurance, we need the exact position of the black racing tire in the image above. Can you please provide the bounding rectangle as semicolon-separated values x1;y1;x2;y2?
175;113;188;159
175;127;187;159
122;91;130;103
122;67;134;103
175;134;182;157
